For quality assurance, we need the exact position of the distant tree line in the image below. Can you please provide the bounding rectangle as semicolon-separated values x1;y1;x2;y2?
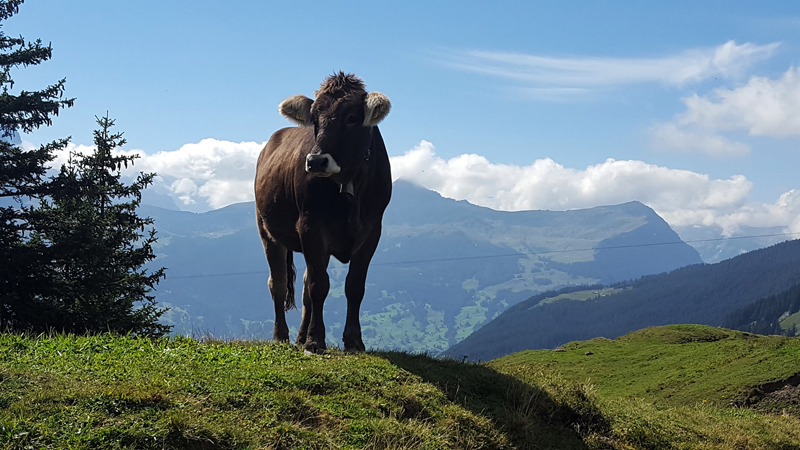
723;284;800;337
0;0;169;337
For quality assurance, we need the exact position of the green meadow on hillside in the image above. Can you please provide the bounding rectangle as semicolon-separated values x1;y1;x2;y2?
781;312;800;332
533;288;626;307
492;324;800;408
1;325;799;449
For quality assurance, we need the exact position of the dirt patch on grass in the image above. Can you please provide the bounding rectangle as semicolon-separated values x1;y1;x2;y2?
764;384;800;404
756;384;800;412
740;373;800;412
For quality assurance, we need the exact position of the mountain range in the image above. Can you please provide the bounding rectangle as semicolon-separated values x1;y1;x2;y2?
142;180;703;353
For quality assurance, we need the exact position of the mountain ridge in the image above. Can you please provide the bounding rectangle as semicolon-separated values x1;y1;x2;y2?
143;180;703;352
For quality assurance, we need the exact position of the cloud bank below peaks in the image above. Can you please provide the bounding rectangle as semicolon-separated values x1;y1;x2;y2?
392;141;800;236
45;138;800;236
133;138;264;209
46;138;265;212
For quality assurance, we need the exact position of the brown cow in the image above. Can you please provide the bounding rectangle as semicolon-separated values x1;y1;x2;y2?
254;73;392;353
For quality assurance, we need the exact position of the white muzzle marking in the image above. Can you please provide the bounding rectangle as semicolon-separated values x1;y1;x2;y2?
322;154;341;174
305;153;342;177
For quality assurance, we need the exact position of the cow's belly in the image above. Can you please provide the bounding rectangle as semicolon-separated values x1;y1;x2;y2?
300;210;376;264
328;221;374;264
261;203;368;259
260;183;380;262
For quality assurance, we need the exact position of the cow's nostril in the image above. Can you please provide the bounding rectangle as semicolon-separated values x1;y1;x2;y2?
306;154;331;174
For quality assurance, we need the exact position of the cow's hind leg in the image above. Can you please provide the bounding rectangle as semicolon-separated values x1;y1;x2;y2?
343;225;381;352
259;222;292;342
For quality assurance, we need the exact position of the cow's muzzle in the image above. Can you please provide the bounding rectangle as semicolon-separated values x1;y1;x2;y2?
305;153;341;176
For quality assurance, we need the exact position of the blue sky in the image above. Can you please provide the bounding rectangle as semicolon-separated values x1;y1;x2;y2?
7;1;800;235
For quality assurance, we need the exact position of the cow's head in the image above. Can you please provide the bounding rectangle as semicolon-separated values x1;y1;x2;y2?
278;72;390;179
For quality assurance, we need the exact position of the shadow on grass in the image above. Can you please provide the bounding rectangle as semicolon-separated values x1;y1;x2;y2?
375;351;611;450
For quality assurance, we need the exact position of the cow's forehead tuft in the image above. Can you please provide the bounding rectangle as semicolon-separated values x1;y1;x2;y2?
315;71;366;98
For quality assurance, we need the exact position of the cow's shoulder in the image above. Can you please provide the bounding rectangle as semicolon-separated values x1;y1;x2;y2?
267;126;311;150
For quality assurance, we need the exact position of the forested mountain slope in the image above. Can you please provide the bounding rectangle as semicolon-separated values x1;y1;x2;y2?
445;238;800;361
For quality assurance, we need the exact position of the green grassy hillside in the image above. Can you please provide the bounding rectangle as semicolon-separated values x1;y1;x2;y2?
491;325;800;449
491;325;800;409
2;327;799;449
782;312;800;332
0;333;603;449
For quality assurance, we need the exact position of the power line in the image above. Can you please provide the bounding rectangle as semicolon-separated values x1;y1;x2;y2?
165;231;800;280
372;231;800;267
167;270;267;280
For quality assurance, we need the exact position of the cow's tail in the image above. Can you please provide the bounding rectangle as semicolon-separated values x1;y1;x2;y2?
285;250;296;311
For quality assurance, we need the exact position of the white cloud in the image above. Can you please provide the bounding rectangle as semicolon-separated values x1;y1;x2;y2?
392;141;799;236
170;178;198;205
132;138;265;209
50;138;265;210
791;210;800;235
133;139;263;183
649;123;750;157
652;66;800;155
713;189;800;234
517;87;592;102
444;41;779;89
197;179;255;209
677;66;800;137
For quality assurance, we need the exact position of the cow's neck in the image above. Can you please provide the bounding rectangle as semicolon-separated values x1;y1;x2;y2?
332;158;369;237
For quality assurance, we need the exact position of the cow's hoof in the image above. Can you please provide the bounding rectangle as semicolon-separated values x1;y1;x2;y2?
344;340;366;353
303;342;327;355
273;325;290;343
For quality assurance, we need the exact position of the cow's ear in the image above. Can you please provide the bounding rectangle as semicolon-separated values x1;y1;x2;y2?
279;95;313;126
363;92;391;126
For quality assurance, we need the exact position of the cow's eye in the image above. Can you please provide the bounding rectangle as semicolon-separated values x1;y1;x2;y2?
345;114;359;126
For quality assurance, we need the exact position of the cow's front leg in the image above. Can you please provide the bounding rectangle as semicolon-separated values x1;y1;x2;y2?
295;270;312;346
343;224;381;352
301;250;331;354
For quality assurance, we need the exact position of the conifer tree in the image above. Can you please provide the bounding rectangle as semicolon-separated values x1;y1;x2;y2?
30;115;169;336
0;0;73;329
0;1;169;336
